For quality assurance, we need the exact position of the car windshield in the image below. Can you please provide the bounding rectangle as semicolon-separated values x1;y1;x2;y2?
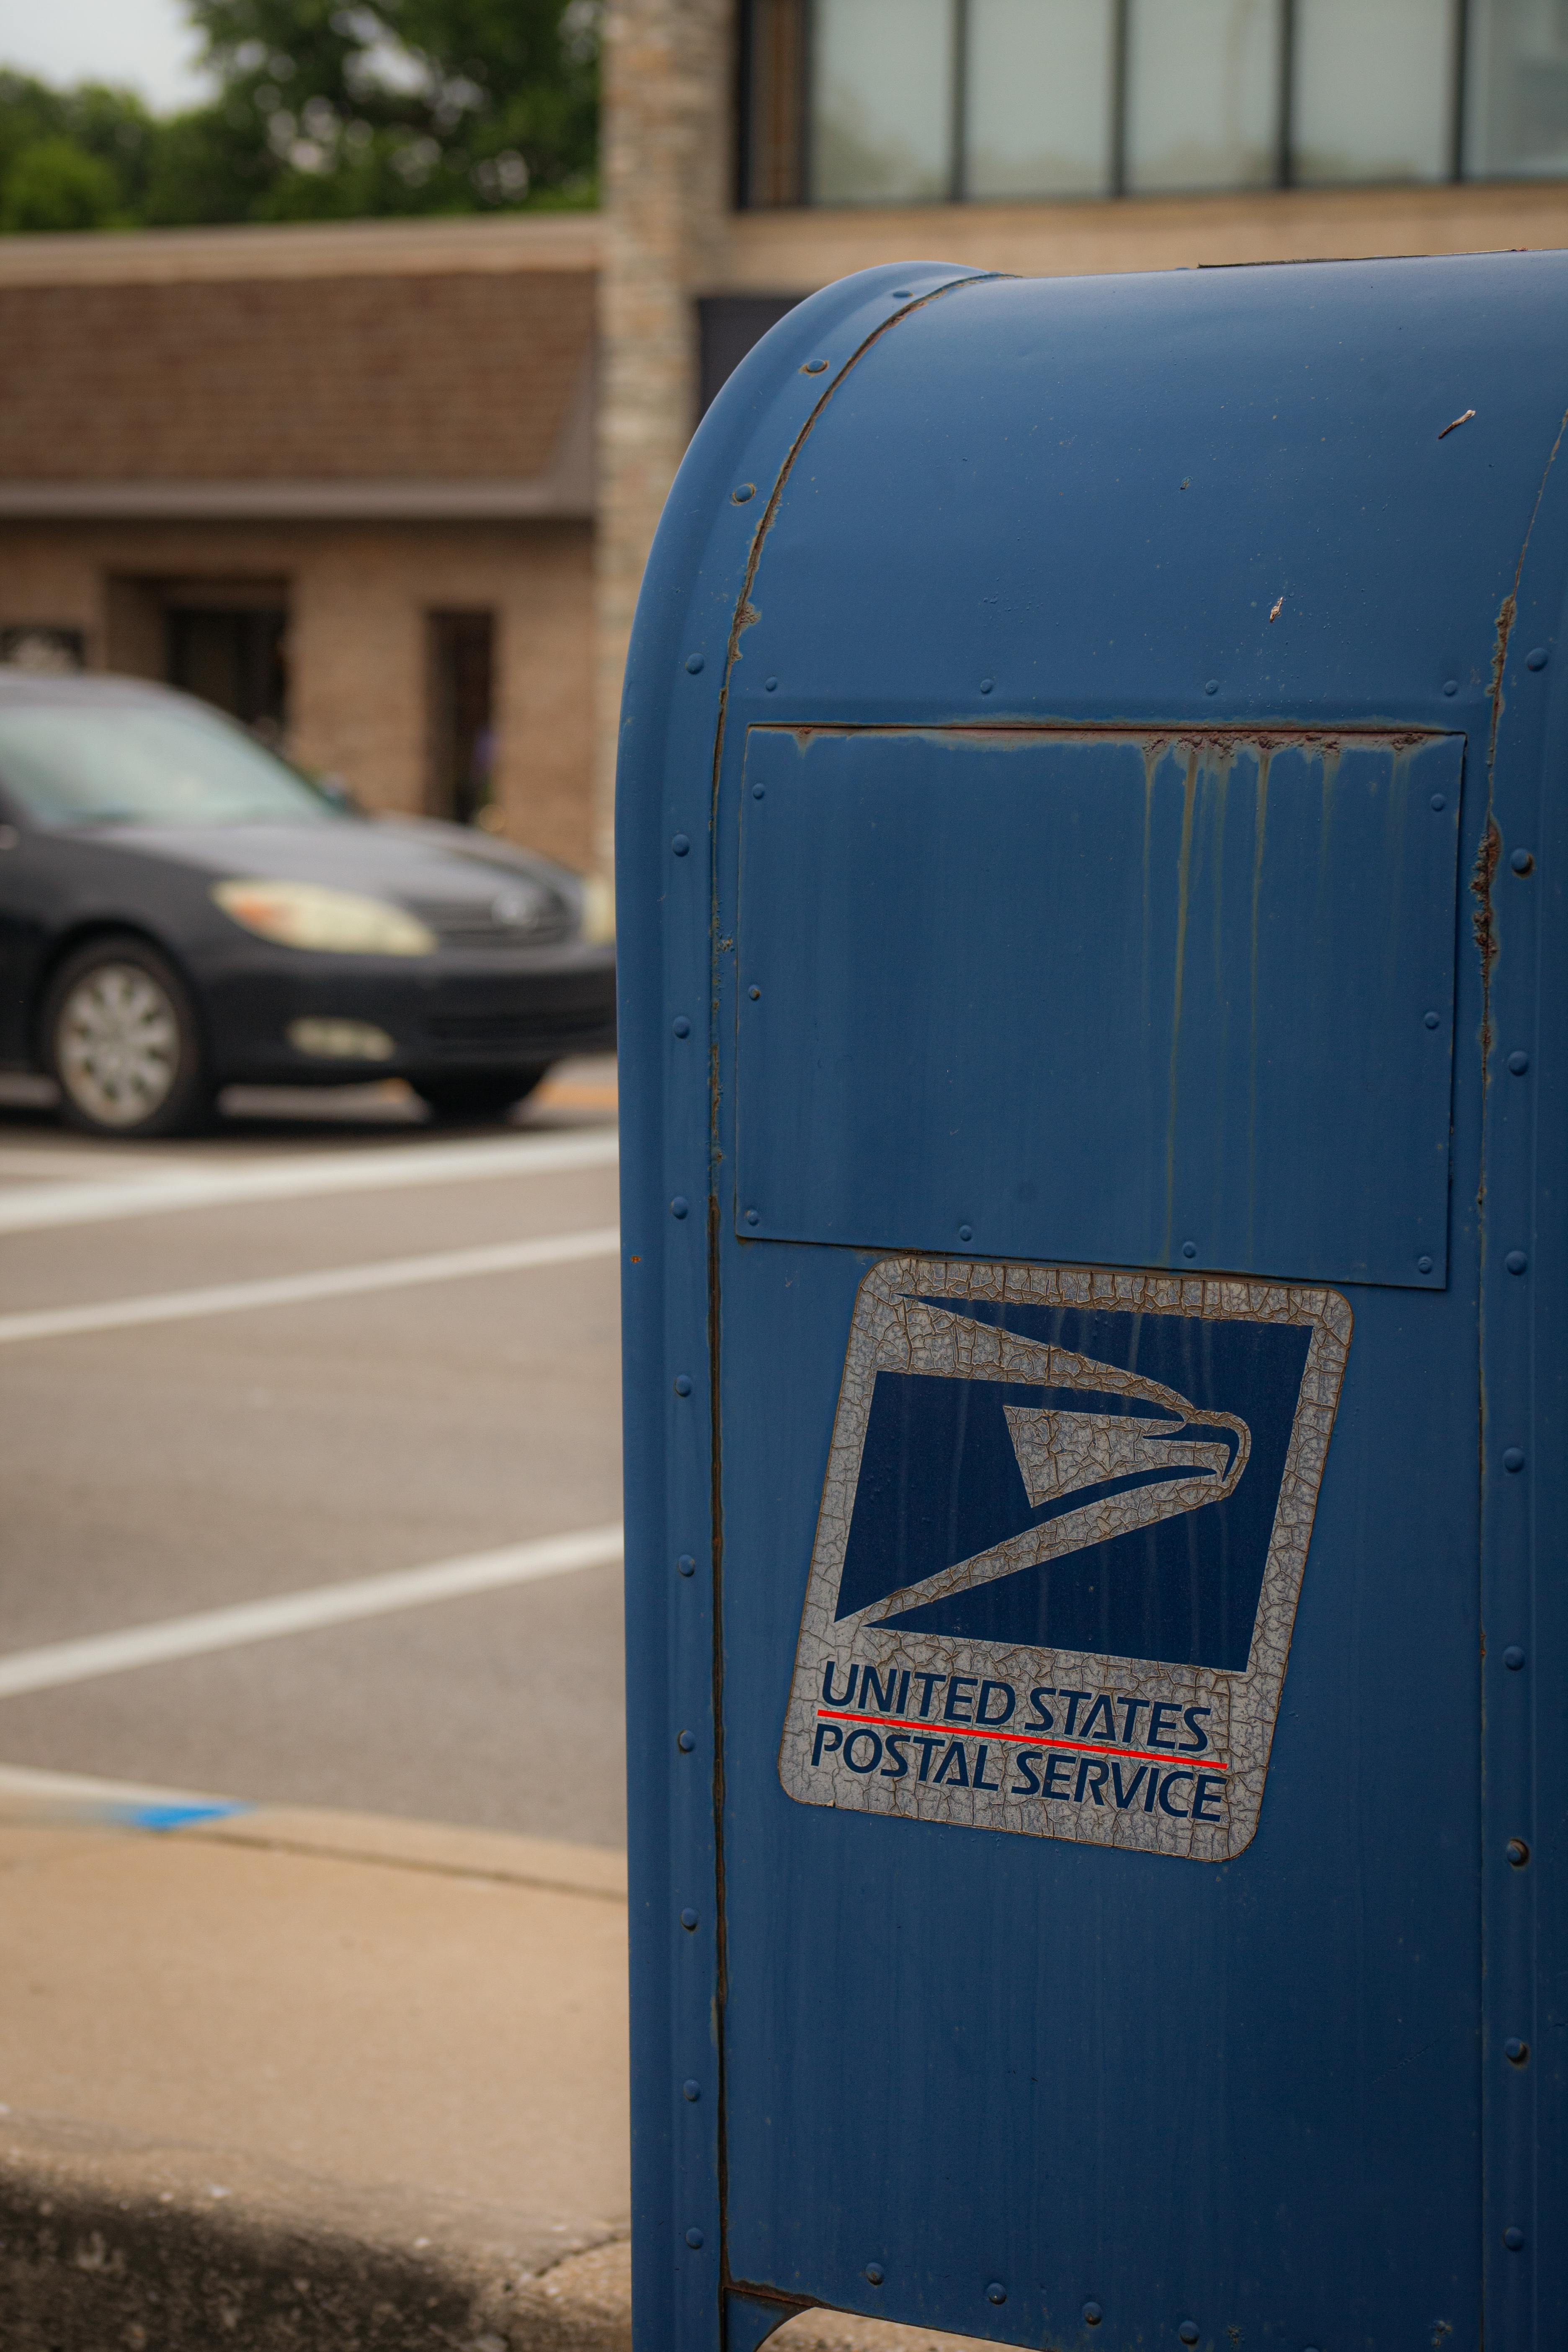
0;701;343;830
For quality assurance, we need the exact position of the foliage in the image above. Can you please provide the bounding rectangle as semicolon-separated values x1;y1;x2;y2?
0;135;123;233
0;1;598;234
0;71;163;229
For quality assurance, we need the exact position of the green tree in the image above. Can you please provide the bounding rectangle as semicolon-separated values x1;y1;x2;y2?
154;0;599;224
0;135;121;232
0;70;162;229
0;3;598;233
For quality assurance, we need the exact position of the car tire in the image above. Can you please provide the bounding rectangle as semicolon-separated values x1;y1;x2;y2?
43;934;214;1140
412;1067;550;1122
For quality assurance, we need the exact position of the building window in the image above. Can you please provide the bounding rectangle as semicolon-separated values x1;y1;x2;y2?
740;0;1568;204
428;611;497;830
1125;0;1279;194
1466;0;1568;178
967;0;1116;199
165;601;289;744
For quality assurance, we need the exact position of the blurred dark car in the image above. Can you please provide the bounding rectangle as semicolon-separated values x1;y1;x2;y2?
0;670;616;1137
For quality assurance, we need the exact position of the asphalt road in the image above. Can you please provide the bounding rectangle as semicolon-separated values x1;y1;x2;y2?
0;1058;627;1846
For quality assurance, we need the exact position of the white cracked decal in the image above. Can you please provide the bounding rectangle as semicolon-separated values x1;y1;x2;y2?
777;1257;1351;1862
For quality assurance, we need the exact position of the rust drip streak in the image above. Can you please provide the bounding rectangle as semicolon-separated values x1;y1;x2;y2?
1471;817;1502;1016
1163;746;1198;1261
1246;751;1271;1264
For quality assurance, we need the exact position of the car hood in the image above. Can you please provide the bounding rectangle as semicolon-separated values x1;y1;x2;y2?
75;815;578;913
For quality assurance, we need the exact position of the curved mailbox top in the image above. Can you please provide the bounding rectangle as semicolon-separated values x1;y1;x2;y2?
634;249;1568;733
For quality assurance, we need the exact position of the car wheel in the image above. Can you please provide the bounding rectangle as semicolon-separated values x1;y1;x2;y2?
43;935;213;1139
412;1067;549;1122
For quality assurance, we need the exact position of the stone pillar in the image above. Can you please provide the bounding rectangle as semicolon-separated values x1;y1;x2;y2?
596;0;733;877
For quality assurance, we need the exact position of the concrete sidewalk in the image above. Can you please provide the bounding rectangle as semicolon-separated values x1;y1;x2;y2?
0;1786;995;2352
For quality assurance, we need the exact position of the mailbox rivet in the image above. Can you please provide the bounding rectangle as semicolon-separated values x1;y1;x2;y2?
1503;1446;1525;1472
677;1555;696;1578
749;985;761;998
1417;1255;1434;1274
1504;2225;1526;2249
802;360;829;374
1204;680;1219;696
1508;1050;1529;1075
686;2228;704;2249
671;1197;689;1219
672;833;691;856
1506;1249;1527;1273
1504;2037;1529;2063
864;2264;885;2286
892;288;913;298
959;1224;974;1242
980;678;995;694
745;1208;761;1226
1182;1241;1198;1261
1511;848;1534;873
753;784;766;799
673;1017;691;1038
1526;647;1549;671
1430;793;1446;811
732;483;756;503
680;1906;699;1927
765;676;779;691
685;654;705;674
1424;1011;1441;1029
1443;678;1459;696
1179;2326;1200;2345
675;1375;693;1396
1083;2304;1104;2326
683;2079;701;2101
986;2283;1008;2306
1506;1837;1529;1865
1504;1644;1525;1669
677;1730;696;1752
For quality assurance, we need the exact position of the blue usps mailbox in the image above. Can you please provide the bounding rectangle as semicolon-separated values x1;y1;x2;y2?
617;254;1568;2352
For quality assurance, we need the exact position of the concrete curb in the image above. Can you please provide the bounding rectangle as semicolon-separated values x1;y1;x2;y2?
0;2120;632;2352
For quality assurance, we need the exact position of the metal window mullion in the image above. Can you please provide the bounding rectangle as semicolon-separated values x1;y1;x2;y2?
1278;0;1296;187
951;0;970;203
1110;0;1130;197
1452;0;1473;181
736;0;755;209
801;0;816;206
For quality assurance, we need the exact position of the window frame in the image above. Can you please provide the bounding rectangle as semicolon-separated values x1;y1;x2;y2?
737;0;1491;206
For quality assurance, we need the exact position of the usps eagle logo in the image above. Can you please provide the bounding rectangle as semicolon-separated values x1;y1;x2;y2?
779;1257;1351;1861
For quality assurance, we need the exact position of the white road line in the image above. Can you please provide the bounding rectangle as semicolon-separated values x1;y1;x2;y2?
0;1524;625;1698
0;1127;619;1236
0;1225;620;1346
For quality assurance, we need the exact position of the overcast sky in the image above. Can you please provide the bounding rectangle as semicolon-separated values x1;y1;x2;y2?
0;0;212;110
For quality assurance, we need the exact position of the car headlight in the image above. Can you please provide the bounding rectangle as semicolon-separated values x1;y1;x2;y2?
212;879;436;956
581;873;616;946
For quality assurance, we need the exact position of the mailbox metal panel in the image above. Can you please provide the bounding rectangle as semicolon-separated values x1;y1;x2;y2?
735;727;1462;1287
616;251;1568;2352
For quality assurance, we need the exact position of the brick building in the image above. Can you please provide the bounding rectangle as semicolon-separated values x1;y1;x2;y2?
5;0;1568;882
0;214;599;871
